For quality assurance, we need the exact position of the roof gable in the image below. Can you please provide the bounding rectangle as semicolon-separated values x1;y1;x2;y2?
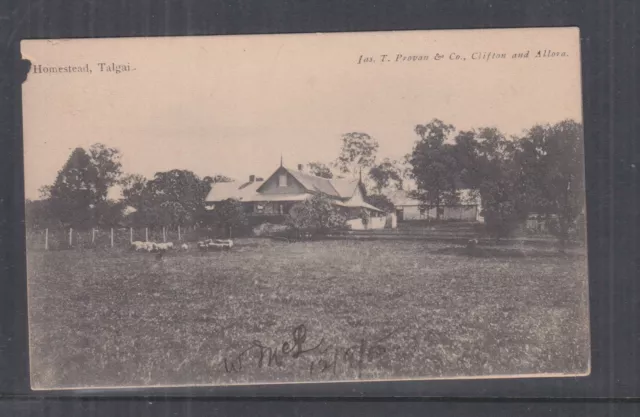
286;168;339;196
207;164;368;203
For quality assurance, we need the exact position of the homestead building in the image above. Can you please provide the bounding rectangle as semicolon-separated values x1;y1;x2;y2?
205;162;386;228
386;188;483;222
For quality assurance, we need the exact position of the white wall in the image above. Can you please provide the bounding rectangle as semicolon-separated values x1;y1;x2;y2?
398;205;479;221
346;216;387;230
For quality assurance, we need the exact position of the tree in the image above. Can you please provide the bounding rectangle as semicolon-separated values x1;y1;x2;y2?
518;120;585;250
42;143;123;229
204;174;233;184
119;173;148;209
453;127;529;240
88;143;123;202
94;199;126;228
133;169;211;227
407;119;459;220
25;199;56;229
285;193;347;237
368;158;404;193
211;198;247;238
365;194;395;213
334;132;379;178
307;162;333;179
48;147;99;228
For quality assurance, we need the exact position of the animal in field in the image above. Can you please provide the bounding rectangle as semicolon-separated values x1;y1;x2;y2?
465;238;479;255
131;241;175;254
197;239;234;251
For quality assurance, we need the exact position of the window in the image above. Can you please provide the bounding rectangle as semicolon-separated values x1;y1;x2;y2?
255;204;264;213
278;174;287;187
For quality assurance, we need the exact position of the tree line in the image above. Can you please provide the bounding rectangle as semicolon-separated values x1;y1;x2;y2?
316;118;584;248
26;118;585;247
26;143;232;231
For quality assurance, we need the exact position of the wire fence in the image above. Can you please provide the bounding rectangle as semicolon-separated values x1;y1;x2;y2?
25;225;224;251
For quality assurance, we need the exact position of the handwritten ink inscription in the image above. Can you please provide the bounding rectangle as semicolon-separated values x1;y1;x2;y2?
220;324;403;378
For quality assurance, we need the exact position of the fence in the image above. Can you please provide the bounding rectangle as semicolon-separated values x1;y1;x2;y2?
25;225;225;251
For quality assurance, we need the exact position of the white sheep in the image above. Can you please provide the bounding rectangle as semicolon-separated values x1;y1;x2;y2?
196;239;233;251
180;243;189;251
130;241;146;252
154;242;173;252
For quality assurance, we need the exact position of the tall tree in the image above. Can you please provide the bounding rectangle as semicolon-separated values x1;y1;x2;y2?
43;143;123;228
518;120;585;249
48;147;99;228
138;169;211;227
407;119;459;219
307;162;334;179
88;143;123;202
368;158;404;193
453;127;530;240
119;173;148;209
334;132;379;178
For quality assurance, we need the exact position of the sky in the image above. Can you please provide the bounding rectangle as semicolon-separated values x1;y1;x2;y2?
21;28;582;200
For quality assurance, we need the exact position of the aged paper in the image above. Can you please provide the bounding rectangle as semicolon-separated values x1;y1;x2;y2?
22;28;589;390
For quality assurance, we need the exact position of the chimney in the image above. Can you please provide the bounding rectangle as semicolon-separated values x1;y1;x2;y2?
249;175;255;182
298;164;303;171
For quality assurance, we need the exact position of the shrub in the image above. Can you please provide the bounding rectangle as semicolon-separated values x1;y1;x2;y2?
285;193;348;238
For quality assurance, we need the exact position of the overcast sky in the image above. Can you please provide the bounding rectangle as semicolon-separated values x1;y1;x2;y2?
21;28;582;199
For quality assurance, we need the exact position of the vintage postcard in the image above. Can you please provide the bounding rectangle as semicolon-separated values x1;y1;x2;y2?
21;27;589;390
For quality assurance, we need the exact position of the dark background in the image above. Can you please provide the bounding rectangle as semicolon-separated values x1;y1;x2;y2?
1;0;638;415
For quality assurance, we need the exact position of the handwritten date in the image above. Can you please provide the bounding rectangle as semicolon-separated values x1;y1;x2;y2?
221;324;400;378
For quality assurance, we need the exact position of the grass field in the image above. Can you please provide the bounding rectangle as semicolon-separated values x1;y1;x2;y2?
27;238;590;389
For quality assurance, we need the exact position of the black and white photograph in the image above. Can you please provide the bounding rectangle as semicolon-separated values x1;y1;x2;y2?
21;27;589;390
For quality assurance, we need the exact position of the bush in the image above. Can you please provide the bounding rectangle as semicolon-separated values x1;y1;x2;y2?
285;193;348;238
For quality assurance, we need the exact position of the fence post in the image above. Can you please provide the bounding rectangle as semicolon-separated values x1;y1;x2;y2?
145;227;148;242
69;227;73;247
163;226;166;242
178;225;181;241
110;228;114;248
130;227;133;244
92;228;96;244
44;228;49;251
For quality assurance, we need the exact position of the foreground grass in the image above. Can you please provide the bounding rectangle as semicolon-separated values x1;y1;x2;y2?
27;239;590;389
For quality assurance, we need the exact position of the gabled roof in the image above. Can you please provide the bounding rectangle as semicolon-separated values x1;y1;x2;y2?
283;166;360;199
205;164;375;210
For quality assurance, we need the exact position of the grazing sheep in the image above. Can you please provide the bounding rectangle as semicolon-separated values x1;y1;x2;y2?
154;242;174;252
180;243;189;251
130;241;146;252
196;239;234;251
